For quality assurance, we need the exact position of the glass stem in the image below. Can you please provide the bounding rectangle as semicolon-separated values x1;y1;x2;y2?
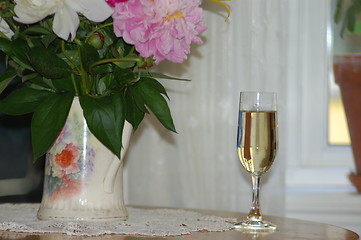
247;173;263;222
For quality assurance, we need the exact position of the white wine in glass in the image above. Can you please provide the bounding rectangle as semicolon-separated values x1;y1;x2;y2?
235;92;278;231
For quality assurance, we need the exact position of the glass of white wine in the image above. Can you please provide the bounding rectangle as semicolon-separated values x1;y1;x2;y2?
235;92;278;231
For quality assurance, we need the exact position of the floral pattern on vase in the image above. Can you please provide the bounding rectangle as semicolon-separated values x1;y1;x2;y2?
45;121;94;201
37;97;132;221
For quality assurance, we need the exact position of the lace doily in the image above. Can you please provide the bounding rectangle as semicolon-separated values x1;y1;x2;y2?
0;204;236;237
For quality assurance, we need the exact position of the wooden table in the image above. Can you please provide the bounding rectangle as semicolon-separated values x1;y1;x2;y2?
0;208;359;240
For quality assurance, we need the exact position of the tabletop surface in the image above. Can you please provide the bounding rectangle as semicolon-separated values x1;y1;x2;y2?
0;208;359;240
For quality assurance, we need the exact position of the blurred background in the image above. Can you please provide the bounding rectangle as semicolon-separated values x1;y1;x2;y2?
0;0;360;236
0;59;43;203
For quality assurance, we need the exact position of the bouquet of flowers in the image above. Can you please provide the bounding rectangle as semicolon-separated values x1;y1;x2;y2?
0;0;230;161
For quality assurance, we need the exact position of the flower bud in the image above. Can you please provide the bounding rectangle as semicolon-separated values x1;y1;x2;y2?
87;32;104;49
145;57;153;68
136;58;145;68
136;57;154;69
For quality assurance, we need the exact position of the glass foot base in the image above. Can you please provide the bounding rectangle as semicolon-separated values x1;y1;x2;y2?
234;220;277;232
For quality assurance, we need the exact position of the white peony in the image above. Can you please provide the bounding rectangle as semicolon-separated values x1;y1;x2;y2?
0;18;14;39
13;0;113;40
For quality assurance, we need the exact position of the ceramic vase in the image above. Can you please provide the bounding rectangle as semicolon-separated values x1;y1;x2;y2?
37;97;132;220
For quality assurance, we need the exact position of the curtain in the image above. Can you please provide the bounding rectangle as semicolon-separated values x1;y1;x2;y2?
124;0;290;217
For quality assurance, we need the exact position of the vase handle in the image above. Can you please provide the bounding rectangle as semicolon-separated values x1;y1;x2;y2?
103;121;133;193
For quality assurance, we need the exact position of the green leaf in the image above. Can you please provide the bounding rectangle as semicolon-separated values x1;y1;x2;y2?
140;77;169;99
27;75;57;91
334;0;343;24
92;63;113;74
22;73;39;83
79;94;126;158
103;27;117;46
347;6;356;32
41;34;57;48
0;38;33;70
31;92;74;160
24;25;52;35
128;87;149;114
113;38;129;57
97;77;107;95
27;47;72;79
0;38;12;55
114;67;137;87
0;70;17;95
113;54;137;69
139;72;190;81
96;74;113;96
11;39;33;70
75;40;100;72
0;88;53;115
133;81;176;132
354;21;361;34
125;88;145;131
57;49;78;66
52;75;80;93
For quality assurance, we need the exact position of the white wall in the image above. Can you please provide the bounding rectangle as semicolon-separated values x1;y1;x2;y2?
123;0;354;218
285;0;354;189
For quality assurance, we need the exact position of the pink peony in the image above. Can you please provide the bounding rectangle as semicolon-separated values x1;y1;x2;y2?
106;0;129;8
112;0;207;64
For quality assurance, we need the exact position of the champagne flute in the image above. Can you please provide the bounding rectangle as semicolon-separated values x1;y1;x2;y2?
235;92;278;231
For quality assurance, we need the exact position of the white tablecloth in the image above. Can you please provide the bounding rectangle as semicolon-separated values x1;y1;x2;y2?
0;204;236;237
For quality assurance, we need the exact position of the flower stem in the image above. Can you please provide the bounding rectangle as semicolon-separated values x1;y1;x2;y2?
61;41;72;63
85;22;113;40
61;40;81;72
71;74;79;96
89;57;142;75
80;69;89;95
